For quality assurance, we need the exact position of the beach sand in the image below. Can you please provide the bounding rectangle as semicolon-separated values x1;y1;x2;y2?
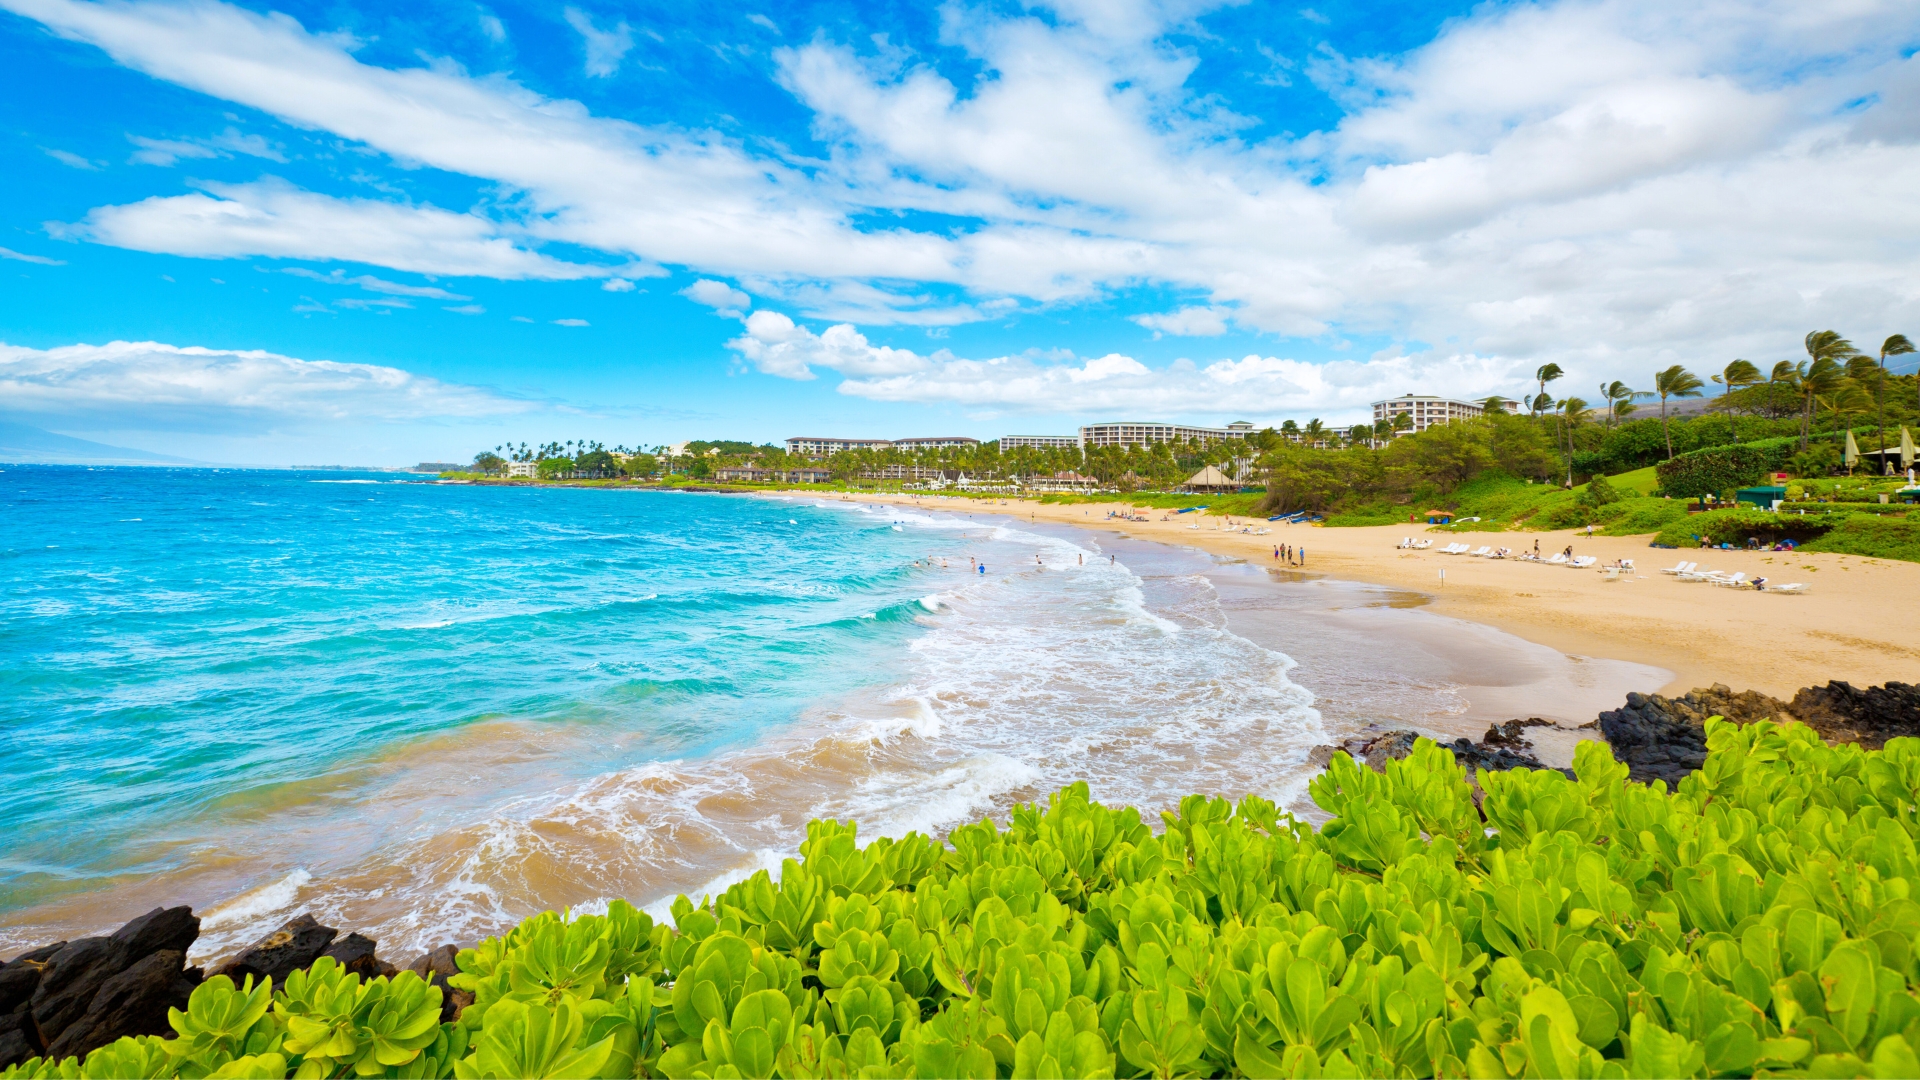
847;493;1920;702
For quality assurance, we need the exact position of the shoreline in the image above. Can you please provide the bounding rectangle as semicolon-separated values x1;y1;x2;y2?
829;491;1920;700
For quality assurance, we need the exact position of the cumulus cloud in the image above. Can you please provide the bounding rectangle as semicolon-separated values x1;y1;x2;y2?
54;179;609;280
0;339;529;428
1132;306;1233;337
680;279;750;314
724;307;1525;414
9;0;1920;400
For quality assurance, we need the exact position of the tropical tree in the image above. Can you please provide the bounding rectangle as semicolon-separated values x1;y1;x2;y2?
1709;360;1761;441
1800;331;1859;450
1533;363;1563;417
1651;364;1705;459
1599;381;1647;427
1556;397;1592;485
1302;418;1328;445
1479;395;1508;415
1390;411;1413;434
1877;334;1915;470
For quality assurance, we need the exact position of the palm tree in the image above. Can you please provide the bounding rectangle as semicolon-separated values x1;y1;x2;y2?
1801;331;1859;450
1876;334;1915;472
1652;364;1705;459
1557;397;1591;485
1599;381;1647;427
1533;363;1564;417
1479;395;1509;415
1303;418;1328;446
1391;412;1413;435
1710;360;1761;442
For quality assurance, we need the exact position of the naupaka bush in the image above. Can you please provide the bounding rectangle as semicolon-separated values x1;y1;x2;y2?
9;718;1920;1079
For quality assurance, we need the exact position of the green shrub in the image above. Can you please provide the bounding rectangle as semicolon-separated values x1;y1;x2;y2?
1652;507;1848;548
1594;497;1690;536
1654;438;1797;499
18;726;1920;1080
1322;503;1406;527
1801;514;1920;561
1789;443;1842;479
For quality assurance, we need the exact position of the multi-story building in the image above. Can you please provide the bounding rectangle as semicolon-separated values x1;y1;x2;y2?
999;435;1081;450
785;437;894;458
1369;395;1519;434
890;436;979;451
505;460;538;478
1078;421;1255;448
784;436;979;458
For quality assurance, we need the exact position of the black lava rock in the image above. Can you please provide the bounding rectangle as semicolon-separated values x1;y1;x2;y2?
213;914;338;988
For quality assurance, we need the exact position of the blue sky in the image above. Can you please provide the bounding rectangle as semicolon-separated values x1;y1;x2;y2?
2;0;1918;465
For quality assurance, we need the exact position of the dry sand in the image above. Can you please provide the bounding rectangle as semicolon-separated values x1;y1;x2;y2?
843;493;1920;701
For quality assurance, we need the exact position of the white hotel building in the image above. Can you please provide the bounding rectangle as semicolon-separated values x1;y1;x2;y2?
1000;421;1256;450
1370;395;1522;434
785;436;979;458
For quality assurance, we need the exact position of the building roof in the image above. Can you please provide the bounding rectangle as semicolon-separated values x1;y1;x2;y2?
1185;465;1235;487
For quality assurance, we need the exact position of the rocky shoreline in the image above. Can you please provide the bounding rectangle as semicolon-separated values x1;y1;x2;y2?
4;679;1915;1069
0;910;466;1068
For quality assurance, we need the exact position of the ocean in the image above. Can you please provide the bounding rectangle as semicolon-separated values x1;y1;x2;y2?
0;466;1329;960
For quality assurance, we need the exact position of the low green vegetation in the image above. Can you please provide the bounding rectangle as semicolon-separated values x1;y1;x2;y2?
1802;515;1920;562
15;720;1920;1079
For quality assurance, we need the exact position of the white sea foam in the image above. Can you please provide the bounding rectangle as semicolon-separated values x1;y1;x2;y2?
311;480;379;484
201;868;311;930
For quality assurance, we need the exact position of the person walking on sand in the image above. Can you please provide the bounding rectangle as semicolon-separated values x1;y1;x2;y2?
1274;545;1280;560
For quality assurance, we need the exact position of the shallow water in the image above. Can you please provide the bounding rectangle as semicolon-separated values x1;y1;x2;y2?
0;471;1660;962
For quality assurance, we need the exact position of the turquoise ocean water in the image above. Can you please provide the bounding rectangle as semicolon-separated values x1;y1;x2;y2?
1;466;1324;959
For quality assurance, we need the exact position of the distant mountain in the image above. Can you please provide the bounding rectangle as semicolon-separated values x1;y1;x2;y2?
0;420;202;465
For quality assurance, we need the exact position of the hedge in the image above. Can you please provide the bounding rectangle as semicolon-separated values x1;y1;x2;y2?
13;722;1920;1079
1654;439;1797;500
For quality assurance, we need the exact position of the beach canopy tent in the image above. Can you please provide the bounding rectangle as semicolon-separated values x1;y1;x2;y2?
1859;427;1918;474
1425;509;1452;524
1734;485;1786;509
1181;465;1237;493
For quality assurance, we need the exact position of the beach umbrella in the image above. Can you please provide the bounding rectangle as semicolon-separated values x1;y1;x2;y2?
1844;429;1859;469
1904;426;1916;470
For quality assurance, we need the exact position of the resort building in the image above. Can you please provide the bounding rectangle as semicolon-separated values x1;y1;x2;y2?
505;461;538;478
1078;420;1255;448
784;436;977;458
890;436;980;451
1000;435;1081;450
1369;395;1519;434
1023;470;1099;492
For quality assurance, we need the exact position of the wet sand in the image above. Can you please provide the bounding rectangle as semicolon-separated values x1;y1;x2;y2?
859;493;1920;701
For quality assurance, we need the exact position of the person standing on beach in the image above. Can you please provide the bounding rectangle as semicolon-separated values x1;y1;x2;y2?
1299;546;1305;565
1274;545;1280;560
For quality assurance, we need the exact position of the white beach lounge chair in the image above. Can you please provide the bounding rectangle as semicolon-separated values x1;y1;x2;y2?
1568;556;1597;568
1412;539;1432;549
1544;553;1569;565
1711;572;1749;588
1470;546;1492;557
1768;582;1808;594
1660;561;1695;575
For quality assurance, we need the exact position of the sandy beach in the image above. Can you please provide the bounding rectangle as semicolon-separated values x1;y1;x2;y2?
845;492;1920;702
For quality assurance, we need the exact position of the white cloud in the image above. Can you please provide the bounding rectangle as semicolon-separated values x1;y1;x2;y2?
41;147;99;169
725;311;928;380
563;7;633;77
553;318;589;326
477;10;506;42
680;279;750;313
445;303;486;314
282;267;471;300
723;306;1525;415
0;339;529;427
128;127;285;166
55;179;609;279
0;246;65;265
10;0;1920;397
601;277;635;292
1132;305;1232;337
747;13;778;34
127;134;220;166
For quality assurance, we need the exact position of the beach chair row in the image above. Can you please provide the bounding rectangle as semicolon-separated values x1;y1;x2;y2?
1656;561;1807;593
